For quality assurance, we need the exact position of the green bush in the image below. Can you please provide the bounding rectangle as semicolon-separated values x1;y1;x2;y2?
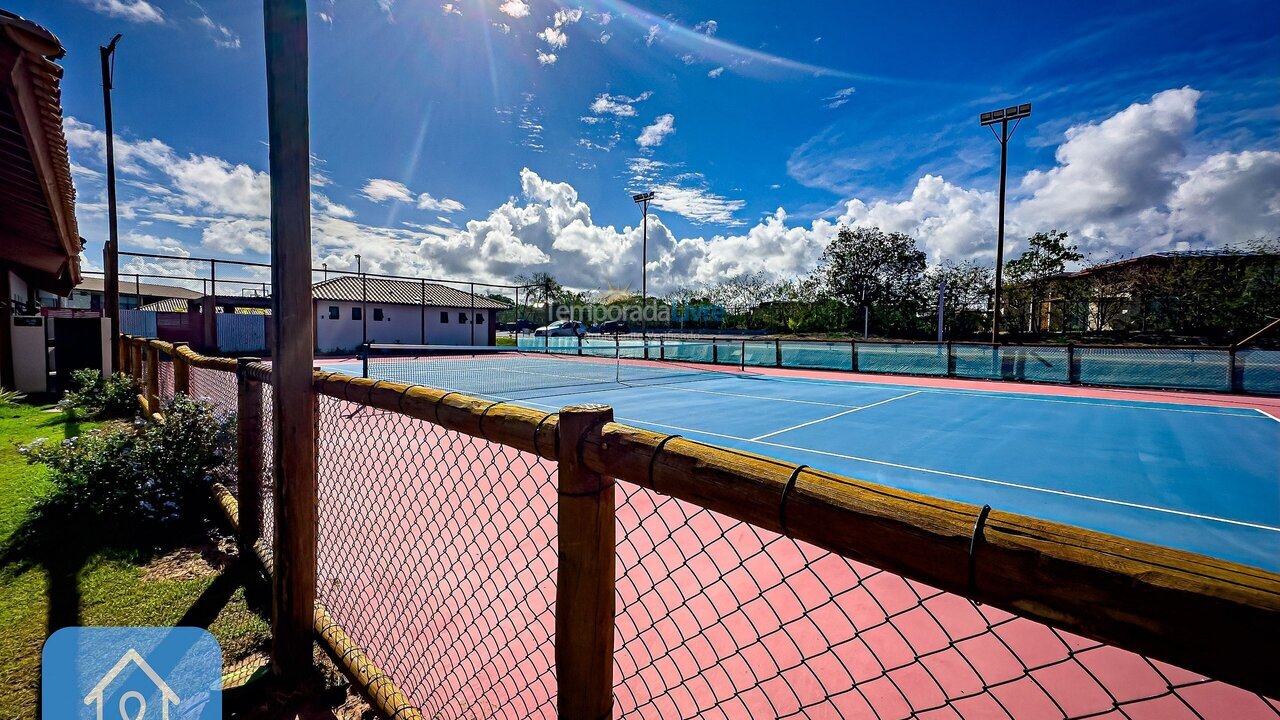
19;394;234;548
58;369;139;420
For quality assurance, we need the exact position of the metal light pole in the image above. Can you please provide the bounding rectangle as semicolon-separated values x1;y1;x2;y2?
980;102;1031;344
100;34;122;368
632;191;654;339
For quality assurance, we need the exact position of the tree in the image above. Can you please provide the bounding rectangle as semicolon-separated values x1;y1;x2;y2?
813;226;929;336
1002;230;1083;334
925;260;994;338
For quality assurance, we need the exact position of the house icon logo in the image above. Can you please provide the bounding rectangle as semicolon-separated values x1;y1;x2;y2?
42;627;221;719
83;648;180;720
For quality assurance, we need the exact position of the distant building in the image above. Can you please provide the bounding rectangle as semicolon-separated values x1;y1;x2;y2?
313;276;509;352
60;276;205;312
1026;250;1279;335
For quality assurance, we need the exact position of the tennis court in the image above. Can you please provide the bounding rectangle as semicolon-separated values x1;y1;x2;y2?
322;342;1280;573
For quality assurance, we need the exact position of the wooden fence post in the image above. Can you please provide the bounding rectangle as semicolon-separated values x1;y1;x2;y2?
556;404;616;720
130;337;143;380
264;0;318;681
237;358;264;559
145;342;160;413
173;342;190;395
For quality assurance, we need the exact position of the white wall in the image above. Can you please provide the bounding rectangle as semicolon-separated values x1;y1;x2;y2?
8;271;28;308
314;301;492;352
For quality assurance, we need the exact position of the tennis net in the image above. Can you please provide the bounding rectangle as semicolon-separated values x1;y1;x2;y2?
361;342;727;397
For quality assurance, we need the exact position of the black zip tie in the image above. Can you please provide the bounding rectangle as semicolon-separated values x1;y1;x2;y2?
778;465;808;536
532;412;555;459
646;435;682;492
393;384;413;414
968;504;992;603
477;401;505;441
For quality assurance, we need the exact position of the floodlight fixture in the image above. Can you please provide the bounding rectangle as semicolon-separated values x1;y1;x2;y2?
632;192;655;203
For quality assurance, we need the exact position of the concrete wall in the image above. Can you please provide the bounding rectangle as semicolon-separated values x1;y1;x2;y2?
315;301;494;352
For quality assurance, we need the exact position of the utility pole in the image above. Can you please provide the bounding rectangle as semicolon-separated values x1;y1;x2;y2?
100;34;122;368
980;102;1032;344
632;191;655;338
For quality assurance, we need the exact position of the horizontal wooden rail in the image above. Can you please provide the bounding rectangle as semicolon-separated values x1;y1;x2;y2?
311;372;560;461
212;484;425;720
578;423;1280;698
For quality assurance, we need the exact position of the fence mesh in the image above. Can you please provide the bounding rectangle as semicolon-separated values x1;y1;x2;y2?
613;482;1279;720
527;335;1280;394
158;357;174;403
188;364;238;417
258;381;276;553
1073;347;1231;391
314;394;560;717
1235;348;1280;395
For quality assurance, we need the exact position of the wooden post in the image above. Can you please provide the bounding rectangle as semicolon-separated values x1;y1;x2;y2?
237;358;264;559
144;342;160;413
172;342;190;395
264;0;317;682
556;404;616;720
130;337;143;379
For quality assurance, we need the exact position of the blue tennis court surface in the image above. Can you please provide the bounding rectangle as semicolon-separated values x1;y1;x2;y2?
322;353;1280;572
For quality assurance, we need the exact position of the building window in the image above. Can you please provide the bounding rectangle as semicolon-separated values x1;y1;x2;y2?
458;312;467;324
475;313;485;324
352;307;362;321
440;312;449;323
328;306;339;320
373;308;384;321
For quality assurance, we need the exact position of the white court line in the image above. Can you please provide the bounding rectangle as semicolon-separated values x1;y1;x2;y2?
728;373;1271;419
751;391;921;441
1255;408;1280;423
499;394;1280;534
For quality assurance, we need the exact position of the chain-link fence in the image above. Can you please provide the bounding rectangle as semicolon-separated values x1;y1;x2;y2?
613;482;1277;719
531;334;1280;394
315;395;559;716
121;336;1280;719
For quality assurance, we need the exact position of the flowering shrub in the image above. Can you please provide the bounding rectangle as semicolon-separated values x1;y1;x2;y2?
58;369;139;420
21;394;234;546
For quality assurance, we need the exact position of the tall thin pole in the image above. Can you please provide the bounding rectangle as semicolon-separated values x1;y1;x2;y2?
937;278;946;342
100;35;122;368
992;118;1009;344
641;197;648;338
263;0;315;682
980;103;1030;342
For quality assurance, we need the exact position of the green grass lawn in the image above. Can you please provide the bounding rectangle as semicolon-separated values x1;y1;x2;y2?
0;402;270;717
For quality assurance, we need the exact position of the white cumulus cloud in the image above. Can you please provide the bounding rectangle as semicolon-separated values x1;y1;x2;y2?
637;114;676;148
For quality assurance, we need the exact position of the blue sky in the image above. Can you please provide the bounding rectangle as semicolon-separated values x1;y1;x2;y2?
13;0;1280;292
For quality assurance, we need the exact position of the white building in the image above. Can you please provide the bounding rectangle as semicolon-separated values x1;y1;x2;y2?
313;276;506;353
